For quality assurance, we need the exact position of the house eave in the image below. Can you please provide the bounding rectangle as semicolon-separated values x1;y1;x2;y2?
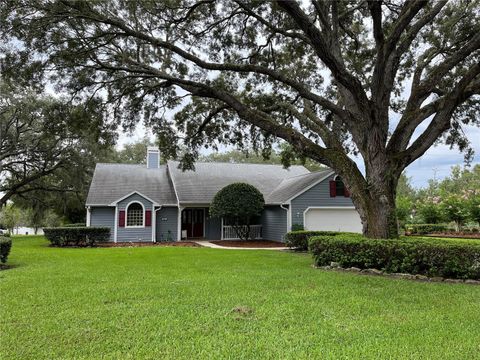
108;191;160;206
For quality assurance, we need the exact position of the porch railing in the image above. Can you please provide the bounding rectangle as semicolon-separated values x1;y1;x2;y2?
222;225;262;240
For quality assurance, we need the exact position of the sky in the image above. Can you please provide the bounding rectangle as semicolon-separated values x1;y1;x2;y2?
117;122;480;189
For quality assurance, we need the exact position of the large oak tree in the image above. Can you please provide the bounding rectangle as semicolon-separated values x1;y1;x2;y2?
1;0;479;238
0;82;116;209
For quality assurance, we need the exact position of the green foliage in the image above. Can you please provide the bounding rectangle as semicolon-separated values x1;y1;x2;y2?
417;199;444;224
62;223;87;228
200;144;326;172
440;195;470;230
285;230;344;251
468;195;480;225
43;227;110;247
4;236;480;358
404;224;449;235
290;224;304;231
0;237;12;263
396;196;413;224
396;173;416;199
210;183;264;240
0;82;116;211
0;205;22;233
309;234;480;279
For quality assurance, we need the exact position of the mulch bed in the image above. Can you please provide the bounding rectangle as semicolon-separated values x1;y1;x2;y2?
210;240;285;248
97;241;201;248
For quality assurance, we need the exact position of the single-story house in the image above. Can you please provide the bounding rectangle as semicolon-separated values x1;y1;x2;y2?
86;147;362;242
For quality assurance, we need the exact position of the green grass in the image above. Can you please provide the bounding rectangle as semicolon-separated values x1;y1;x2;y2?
1;236;480;359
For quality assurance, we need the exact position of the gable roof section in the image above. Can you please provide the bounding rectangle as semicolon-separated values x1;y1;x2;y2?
108;191;160;206
266;169;334;204
86;163;177;206
167;161;310;204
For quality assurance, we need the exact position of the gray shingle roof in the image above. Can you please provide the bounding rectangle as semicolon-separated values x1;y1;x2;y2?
167;161;310;204
86;161;332;207
265;169;334;203
85;163;177;206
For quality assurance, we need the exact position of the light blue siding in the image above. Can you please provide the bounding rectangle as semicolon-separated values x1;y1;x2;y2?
90;207;115;241
156;207;178;242
147;151;159;169
290;174;354;228
117;193;154;242
261;206;288;242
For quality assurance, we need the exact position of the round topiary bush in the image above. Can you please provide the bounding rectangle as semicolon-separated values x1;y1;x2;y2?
210;183;264;241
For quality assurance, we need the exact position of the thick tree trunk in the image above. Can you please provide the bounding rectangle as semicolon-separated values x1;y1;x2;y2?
359;194;399;239
342;157;400;239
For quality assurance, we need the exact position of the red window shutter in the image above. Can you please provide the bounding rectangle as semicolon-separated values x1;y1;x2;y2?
344;187;350;197
329;180;336;197
145;210;152;227
119;210;125;227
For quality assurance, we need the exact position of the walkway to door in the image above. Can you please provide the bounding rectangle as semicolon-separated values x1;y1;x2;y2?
194;241;287;250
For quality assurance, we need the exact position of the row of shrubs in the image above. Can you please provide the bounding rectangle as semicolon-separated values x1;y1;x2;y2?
405;223;480;235
0;236;12;264
285;230;347;251
404;224;449;235
307;233;480;280
43;227;110;247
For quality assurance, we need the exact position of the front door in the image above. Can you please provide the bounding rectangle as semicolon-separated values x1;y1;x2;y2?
181;209;204;238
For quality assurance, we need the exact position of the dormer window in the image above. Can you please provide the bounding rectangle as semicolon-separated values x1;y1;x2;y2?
126;202;144;227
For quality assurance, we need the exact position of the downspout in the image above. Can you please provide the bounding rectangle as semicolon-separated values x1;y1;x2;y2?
153;206;162;242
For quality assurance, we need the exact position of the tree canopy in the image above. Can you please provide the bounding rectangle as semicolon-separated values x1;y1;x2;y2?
210;183;265;241
0;82;116;208
1;0;479;238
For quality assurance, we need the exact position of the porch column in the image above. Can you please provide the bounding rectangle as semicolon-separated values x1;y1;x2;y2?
177;206;183;241
86;206;91;227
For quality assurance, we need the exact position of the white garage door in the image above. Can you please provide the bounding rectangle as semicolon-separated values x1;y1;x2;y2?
304;208;363;233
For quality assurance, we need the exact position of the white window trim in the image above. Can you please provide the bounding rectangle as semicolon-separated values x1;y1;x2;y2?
125;201;146;228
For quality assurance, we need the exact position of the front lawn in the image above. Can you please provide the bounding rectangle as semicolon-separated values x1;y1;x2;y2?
1;236;480;359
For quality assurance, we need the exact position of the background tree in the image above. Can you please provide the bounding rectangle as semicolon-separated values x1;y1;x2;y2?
468;194;480;226
200;144;325;172
110;136;156;164
440;195;470;231
0;205;22;234
2;1;480;238
210;183;265;241
416;198;443;224
0;82;116;208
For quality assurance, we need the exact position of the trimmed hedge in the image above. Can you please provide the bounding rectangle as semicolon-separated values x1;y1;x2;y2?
0;236;12;263
309;234;480;280
43;227;110;247
285;230;345;251
62;223;86;228
405;224;449;235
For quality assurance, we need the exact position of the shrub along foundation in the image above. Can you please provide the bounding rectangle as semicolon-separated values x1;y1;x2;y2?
308;233;480;280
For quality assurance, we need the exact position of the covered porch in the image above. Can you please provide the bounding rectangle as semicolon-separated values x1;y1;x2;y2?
179;207;262;241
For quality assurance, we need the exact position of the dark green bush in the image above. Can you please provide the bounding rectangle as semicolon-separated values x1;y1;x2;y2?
285;230;345;251
43;227;110;247
0;236;12;263
309;234;480;279
405;224;449;235
291;224;304;231
62;223;86;228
